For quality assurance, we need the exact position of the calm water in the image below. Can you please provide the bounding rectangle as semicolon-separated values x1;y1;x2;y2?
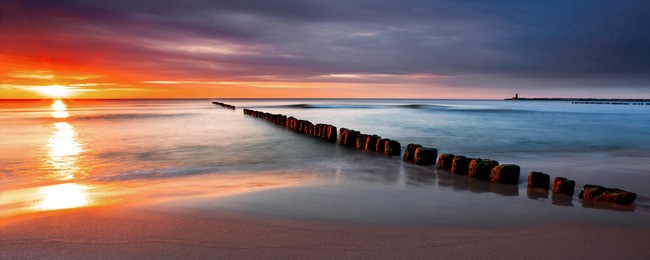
1;99;649;226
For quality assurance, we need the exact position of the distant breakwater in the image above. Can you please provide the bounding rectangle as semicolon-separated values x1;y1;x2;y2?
212;101;235;110
505;97;650;105
572;101;649;105
216;101;638;207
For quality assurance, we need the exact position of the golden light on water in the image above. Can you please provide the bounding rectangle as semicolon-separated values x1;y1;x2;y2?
48;122;82;157
46;100;84;180
29;100;91;211
47;122;84;180
35;183;90;210
51;99;69;118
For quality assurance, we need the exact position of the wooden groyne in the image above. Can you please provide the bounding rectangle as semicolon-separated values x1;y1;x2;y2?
212;101;236;110
240;107;637;205
243;109;337;143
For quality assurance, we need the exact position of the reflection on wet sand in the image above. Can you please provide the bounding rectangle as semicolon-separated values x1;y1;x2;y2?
527;188;549;200
403;166;636;212
403;165;436;186
551;194;574;207
35;183;90;210
356;163;644;214
329;159;639;213
1;171;319;218
489;182;519;196
468;179;491;194
435;170;518;196
0;183;96;217
581;199;636;212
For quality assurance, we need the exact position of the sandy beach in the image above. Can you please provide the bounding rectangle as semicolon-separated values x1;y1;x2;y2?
2;203;649;259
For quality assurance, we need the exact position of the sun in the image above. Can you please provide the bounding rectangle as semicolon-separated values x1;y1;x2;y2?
35;85;71;98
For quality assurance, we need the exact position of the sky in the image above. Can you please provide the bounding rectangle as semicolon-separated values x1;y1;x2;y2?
1;0;649;99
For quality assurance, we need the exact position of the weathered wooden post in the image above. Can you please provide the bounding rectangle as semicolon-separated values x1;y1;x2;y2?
384;140;401;156
365;135;381;152
356;134;368;150
578;185;636;204
489;164;520;184
528;172;550;189
403;144;422;162
552;177;575;196
468;159;499;180
451;156;473;175
437;154;455;170
414;147;438;165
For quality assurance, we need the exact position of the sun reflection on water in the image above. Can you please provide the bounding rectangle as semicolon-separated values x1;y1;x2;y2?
45;100;85;181
46;122;84;180
51;99;69;119
35;183;90;210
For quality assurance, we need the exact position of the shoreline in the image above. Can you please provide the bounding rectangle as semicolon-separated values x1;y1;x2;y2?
3;168;649;228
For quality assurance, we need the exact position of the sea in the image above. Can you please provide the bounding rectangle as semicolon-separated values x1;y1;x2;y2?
1;99;649;227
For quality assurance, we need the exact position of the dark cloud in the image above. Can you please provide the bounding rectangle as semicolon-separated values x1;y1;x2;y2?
3;0;649;90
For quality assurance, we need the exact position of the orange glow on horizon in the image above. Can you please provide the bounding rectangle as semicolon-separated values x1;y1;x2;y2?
0;54;514;99
0;51;513;99
0;53;505;99
33;85;71;98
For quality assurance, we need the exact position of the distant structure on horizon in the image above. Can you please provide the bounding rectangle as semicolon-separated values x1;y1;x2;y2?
505;93;519;100
505;94;649;105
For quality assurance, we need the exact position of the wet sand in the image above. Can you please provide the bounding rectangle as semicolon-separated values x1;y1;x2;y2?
2;167;650;259
2;205;649;259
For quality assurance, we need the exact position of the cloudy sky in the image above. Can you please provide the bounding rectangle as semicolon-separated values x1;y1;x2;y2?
1;0;649;98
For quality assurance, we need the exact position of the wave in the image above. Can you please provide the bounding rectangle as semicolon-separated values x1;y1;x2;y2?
102;166;215;181
247;103;459;109
243;103;537;114
398;104;540;114
249;104;381;109
394;104;450;109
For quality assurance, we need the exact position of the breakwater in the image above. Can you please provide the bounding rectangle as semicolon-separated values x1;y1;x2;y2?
243;108;337;143
240;106;637;205
572;101;649;105
504;96;650;105
212;101;235;110
505;97;650;102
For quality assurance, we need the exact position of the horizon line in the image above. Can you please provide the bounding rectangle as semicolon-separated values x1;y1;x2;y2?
0;97;505;101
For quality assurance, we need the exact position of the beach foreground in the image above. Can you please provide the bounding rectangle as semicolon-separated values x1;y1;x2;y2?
2;204;649;259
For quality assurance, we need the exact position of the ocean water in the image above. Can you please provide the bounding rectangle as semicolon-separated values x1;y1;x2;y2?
1;99;649;226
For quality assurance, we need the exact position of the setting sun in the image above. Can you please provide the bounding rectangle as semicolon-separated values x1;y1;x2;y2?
34;85;71;98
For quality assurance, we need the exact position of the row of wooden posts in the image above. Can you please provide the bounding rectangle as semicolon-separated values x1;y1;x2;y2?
212;101;235;110
230;104;637;204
